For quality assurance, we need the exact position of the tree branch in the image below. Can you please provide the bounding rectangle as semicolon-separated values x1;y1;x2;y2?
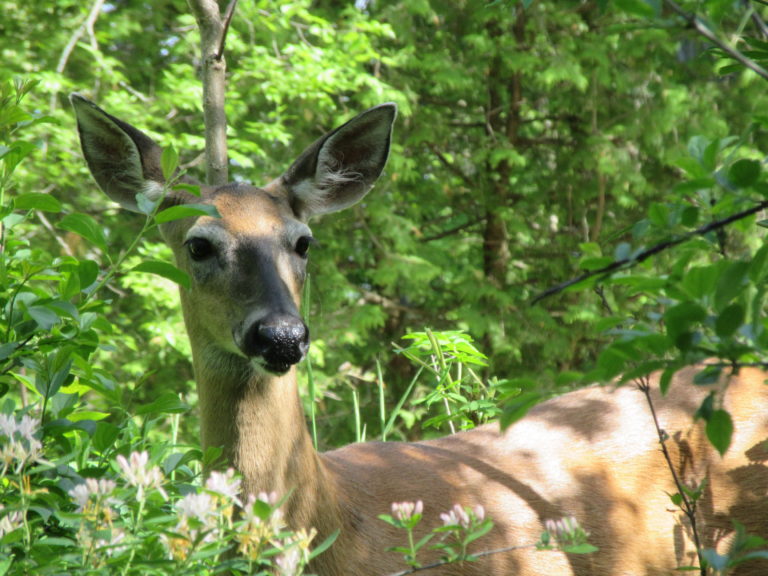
531;199;768;305
428;143;475;188
51;0;106;112
637;378;705;576
216;0;239;60
664;0;768;81
187;0;234;186
420;215;486;243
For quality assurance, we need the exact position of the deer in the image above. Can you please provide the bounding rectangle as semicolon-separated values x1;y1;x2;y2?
71;93;768;576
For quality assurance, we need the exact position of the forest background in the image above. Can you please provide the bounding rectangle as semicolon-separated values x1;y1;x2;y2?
2;0;768;574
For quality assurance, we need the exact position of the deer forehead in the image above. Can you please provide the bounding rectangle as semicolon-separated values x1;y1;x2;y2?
184;185;309;244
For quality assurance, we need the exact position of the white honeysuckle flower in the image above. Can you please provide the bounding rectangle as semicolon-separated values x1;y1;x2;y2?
390;500;423;523
0;414;16;437
116;451;167;501
0;505;23;538
69;483;91;510
275;547;302;576
176;492;216;525
440;504;472;529
69;478;118;512
0;413;43;471
205;468;242;506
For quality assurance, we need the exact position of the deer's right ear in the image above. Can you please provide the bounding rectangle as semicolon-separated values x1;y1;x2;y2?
70;94;166;212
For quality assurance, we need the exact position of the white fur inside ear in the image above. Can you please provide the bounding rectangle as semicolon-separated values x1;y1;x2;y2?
142;180;166;201
291;180;331;216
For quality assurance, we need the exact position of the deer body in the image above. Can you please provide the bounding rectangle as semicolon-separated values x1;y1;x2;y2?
72;95;768;576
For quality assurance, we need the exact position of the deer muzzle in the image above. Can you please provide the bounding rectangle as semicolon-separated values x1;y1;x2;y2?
238;314;310;374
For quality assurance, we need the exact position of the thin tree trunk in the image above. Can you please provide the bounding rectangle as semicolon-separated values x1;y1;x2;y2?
187;0;229;186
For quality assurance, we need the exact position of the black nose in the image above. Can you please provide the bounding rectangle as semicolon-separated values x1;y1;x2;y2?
241;315;309;373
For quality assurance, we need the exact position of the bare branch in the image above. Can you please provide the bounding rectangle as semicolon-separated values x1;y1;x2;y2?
427;143;475;188
420;215;486;243
531;199;768;305
751;8;768;39
51;0;106;112
637;379;705;576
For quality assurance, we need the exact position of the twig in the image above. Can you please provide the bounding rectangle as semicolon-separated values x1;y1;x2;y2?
215;0;239;61
50;0;106;112
36;210;74;257
420;215;485;243
751;8;768;39
427;143;475;188
637;378;705;576
531;198;768;305
664;0;768;81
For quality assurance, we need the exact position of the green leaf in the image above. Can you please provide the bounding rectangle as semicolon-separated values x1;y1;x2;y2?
26;305;60;330
659;367;676;395
715;261;749;310
136;191;161;215
58;213;108;252
135;392;189;415
0;555;12;576
663;301;706;343
500;391;545;429
564;543;599;555
13;193;62;212
614;0;655;17
0;342;18;362
174;183;201;197
92;421;120;453
700;548;729;571
715;303;745;338
706;409;733;456
728;159;761;188
132;260;190;289
694;367;721;386
155;203;220;224
161;144;179;180
78;260;99;289
309;529;340;560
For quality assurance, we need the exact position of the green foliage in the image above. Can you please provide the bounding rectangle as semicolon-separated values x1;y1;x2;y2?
379;500;498;572
0;81;329;576
395;330;499;431
2;0;768;572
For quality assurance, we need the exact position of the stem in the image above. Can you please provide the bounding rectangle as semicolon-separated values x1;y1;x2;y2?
82;214;156;305
426;329;456;434
407;525;417;565
377;359;387;441
385;541;539;576
19;472;32;553
119;496;147;576
83;184;175;305
638;380;705;576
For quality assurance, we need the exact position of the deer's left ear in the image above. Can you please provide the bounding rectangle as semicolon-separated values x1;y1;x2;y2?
281;103;397;221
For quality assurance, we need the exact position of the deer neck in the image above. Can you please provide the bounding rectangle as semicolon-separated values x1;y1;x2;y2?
187;332;341;535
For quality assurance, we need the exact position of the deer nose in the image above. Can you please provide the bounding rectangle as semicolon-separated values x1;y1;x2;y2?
241;315;309;373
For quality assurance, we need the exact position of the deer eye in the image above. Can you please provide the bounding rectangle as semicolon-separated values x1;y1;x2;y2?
186;237;215;261
295;235;313;258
